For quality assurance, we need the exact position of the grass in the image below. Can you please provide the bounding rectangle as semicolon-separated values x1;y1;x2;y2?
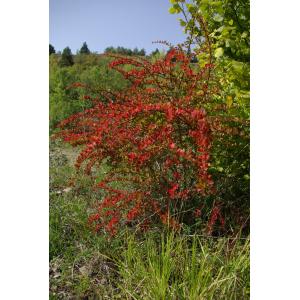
116;233;249;299
49;141;250;299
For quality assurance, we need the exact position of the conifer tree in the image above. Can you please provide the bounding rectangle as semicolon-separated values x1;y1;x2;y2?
79;42;91;54
59;47;74;67
49;44;56;55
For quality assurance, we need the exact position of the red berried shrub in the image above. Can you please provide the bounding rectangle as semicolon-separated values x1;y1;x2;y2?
56;48;225;235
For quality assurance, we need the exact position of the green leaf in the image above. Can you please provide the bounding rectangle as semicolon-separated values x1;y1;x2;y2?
186;3;196;13
169;3;181;14
228;19;234;25
241;32;248;38
211;1;222;7
226;96;233;108
179;19;187;27
169;6;177;14
243;174;250;180
174;3;182;11
213;14;223;22
214;47;224;58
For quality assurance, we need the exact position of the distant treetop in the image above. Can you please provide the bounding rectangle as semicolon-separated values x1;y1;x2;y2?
150;48;160;56
49;44;56;55
104;46;146;56
79;42;91;55
59;46;74;67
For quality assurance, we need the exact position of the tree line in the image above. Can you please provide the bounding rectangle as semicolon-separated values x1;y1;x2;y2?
49;42;163;67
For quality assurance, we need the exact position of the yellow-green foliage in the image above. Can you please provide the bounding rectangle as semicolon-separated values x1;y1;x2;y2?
169;0;250;230
49;54;128;131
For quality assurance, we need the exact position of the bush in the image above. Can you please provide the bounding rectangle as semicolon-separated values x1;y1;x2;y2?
55;48;230;235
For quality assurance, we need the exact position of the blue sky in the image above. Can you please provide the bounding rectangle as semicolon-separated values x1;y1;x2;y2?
50;0;187;54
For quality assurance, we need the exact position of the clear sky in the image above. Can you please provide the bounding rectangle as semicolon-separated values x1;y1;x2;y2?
50;0;188;54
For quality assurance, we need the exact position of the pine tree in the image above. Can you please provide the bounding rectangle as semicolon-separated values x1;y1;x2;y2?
150;48;160;56
139;48;146;56
79;42;91;54
133;47;139;56
59;47;74;67
49;44;56;55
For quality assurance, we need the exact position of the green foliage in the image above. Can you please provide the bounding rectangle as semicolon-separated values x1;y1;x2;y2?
139;48;146;56
214;47;224;58
49;44;56;55
150;48;160;56
59;46;74;67
79;41;91;54
49;54;128;131
49;65;83;130
170;0;250;104
104;46;146;56
169;3;182;14
169;0;250;231
149;49;166;62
